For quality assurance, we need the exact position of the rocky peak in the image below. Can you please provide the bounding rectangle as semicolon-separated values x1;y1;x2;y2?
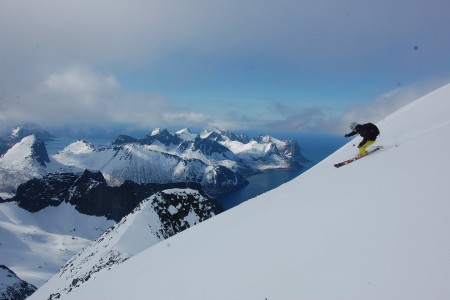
150;128;164;136
9;125;55;142
215;129;251;144
112;135;138;145
192;136;231;156
176;128;192;135
15;173;78;212
2;135;50;167
150;188;221;237
69;169;107;199
30;136;50;167
200;129;222;141
0;265;37;300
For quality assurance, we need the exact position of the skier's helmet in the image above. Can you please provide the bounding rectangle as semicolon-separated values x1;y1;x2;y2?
350;122;359;131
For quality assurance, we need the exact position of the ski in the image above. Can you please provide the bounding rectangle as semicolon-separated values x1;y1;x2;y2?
334;146;383;168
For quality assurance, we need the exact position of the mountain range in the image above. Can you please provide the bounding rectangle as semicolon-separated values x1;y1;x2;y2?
0;127;307;298
0;128;308;197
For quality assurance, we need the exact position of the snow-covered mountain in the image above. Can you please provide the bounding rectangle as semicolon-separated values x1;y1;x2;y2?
28;188;218;299
0;124;55;157
0;265;36;300
0;135;76;195
0;167;221;289
53;128;307;194
30;83;450;300
0;128;306;197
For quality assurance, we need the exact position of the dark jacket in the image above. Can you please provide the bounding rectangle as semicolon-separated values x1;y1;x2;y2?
345;123;380;147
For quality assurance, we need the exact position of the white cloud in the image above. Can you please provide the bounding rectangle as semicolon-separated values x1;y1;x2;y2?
336;79;450;132
0;67;171;134
260;79;450;134
162;111;207;125
1;0;449;77
1;0;450;136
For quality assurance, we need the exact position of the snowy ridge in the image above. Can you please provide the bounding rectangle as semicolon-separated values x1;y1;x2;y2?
30;83;450;299
31;188;218;299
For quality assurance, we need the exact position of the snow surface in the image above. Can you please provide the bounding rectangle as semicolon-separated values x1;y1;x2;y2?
30;83;450;299
0;202;114;287
26;188;216;298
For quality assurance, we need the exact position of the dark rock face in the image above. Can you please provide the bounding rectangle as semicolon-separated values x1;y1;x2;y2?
142;129;183;146
152;189;222;237
13;170;223;222
0;139;10;156
112;135;137;145
214;129;251;144
14;173;78;212
30;137;51;166
113;129;182;147
191;136;232;157
0;265;37;300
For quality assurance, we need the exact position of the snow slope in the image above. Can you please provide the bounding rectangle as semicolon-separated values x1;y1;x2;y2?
0;202;114;287
31;83;450;300
28;188;218;298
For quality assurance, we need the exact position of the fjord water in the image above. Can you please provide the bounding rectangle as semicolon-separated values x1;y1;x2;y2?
45;133;346;210
216;132;346;209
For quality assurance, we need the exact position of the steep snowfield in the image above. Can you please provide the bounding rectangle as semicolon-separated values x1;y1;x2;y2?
31;83;450;300
26;188;218;298
0;202;114;286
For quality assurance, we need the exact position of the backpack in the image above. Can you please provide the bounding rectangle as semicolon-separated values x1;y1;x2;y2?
366;123;380;136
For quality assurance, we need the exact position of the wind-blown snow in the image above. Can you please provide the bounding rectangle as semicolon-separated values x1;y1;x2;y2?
31;83;450;300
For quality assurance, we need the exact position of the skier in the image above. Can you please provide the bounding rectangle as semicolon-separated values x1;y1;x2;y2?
345;122;380;158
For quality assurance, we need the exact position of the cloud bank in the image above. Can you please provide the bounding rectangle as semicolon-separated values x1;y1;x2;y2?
1;0;449;136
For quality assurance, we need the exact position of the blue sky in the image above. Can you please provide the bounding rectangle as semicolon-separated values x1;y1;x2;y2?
1;0;450;137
